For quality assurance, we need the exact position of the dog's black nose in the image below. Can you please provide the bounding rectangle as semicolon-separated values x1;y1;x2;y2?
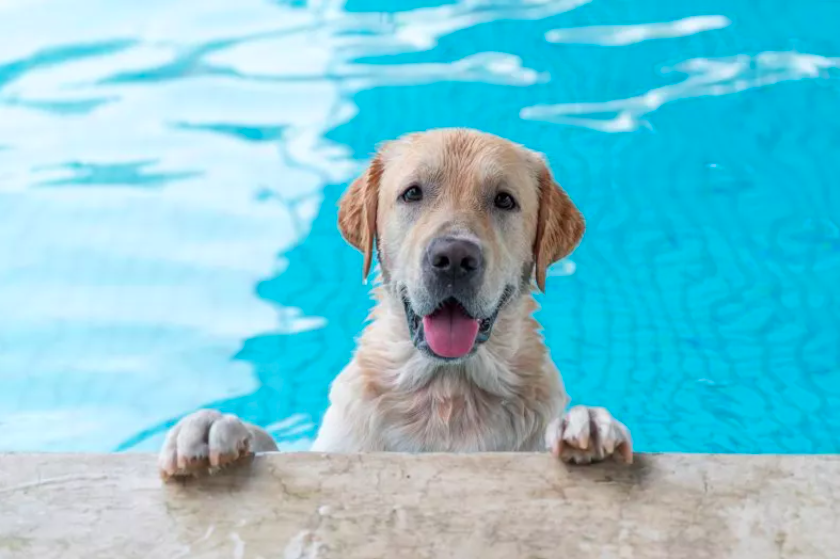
425;237;484;282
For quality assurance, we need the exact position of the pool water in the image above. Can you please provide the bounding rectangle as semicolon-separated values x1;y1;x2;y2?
1;0;839;454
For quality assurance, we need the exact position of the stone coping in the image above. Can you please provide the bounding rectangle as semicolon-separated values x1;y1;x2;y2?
1;452;837;558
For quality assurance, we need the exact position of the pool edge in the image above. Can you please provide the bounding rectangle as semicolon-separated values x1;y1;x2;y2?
1;452;837;558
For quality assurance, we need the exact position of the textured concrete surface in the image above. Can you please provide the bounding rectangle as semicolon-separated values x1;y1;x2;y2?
1;453;839;559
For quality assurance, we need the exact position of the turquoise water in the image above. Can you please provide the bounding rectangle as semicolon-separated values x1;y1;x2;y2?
1;0;839;454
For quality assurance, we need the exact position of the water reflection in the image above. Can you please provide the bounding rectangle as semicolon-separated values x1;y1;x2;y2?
545;15;730;46
1;0;838;454
522;52;840;132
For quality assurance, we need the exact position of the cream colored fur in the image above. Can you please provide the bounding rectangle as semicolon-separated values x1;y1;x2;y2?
158;128;632;480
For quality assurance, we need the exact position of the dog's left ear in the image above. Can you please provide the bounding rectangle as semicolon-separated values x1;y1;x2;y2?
338;154;384;281
532;158;585;292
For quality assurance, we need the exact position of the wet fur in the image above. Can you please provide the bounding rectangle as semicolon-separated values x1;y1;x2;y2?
158;128;633;478
311;287;565;452
317;128;579;453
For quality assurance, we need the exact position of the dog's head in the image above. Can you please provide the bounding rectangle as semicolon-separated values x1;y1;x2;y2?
338;129;584;361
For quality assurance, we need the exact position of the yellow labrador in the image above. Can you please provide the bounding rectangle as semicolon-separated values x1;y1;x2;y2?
158;128;631;478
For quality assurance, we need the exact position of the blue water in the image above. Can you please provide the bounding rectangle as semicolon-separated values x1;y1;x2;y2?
1;0;839;454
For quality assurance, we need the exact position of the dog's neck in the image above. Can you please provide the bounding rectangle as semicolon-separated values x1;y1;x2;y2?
354;284;551;400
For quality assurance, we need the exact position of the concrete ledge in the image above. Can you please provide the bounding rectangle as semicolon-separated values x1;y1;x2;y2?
1;453;838;558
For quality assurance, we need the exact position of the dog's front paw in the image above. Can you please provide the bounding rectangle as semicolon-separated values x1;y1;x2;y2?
158;409;253;481
546;406;633;465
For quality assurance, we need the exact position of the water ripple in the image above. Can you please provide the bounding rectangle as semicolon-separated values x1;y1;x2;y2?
521;51;840;132
1;0;839;455
545;15;731;46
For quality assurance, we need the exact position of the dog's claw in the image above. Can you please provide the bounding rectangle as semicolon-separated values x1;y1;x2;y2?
575;433;590;450
619;442;633;464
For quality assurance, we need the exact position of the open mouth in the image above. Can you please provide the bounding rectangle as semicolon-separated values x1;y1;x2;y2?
403;289;513;360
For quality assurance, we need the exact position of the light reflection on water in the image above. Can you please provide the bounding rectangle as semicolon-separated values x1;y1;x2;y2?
1;0;838;454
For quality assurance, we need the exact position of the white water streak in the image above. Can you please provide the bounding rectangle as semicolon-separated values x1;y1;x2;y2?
546;15;730;46
522;52;840;132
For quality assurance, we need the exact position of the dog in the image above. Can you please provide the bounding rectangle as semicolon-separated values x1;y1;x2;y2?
158;128;631;478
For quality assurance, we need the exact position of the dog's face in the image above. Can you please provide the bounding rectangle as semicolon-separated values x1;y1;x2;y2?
339;129;584;361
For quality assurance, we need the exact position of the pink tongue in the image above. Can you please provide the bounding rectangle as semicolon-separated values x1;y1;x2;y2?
422;304;480;358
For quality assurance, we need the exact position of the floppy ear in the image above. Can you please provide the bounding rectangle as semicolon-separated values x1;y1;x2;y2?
338;154;384;281
533;161;585;292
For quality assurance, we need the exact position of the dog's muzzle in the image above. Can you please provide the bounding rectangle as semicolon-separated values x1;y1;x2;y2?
397;235;513;360
402;286;514;361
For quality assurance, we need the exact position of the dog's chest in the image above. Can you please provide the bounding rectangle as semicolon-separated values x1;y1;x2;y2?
376;375;549;452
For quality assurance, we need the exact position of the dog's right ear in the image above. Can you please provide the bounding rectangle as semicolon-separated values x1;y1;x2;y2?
338;154;384;282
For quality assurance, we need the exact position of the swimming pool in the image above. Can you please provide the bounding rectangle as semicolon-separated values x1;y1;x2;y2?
1;0;838;454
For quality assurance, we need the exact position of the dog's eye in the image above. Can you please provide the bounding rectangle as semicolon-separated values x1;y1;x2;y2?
401;184;423;203
494;192;517;211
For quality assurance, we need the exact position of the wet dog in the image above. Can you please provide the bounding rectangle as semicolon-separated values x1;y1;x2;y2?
158;128;631;479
